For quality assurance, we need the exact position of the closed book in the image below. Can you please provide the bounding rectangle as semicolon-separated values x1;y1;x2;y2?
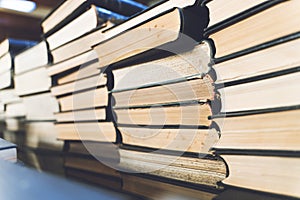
113;76;214;107
57;87;108;111
205;0;268;28
14;41;49;75
214;34;300;83
14;66;51;96
56;122;116;142
218;154;300;198
209;0;299;58
119;127;219;153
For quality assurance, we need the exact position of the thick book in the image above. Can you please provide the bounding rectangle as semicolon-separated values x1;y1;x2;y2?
122;173;219;200
41;0;144;35
57;87;108;111
55;60;100;85
0;71;12;90
47;50;98;78
56;122;116;142
114;103;212;127
51;0;206;63
55;108;106;123
93;6;208;70
212;107;300;151
209;0;299;58
218;154;300;198
118;148;226;187
51;74;107;96
218;71;300;113
113;76;214;107
112;41;212;91
14;41;49;75
22;92;59;121
214;34;300;83
46;6;110;50
5;101;26;118
118;127;219;153
0;138;17;162
0;89;20;104
205;0;268;28
14;66;51;96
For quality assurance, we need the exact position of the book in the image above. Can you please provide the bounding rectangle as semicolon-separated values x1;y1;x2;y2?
218;154;300;198
55;61;101;85
50;0;206;63
0;53;12;74
112;41;212;91
22;92;59;121
218;70;300;112
0;138;17;162
14;41;49;75
118;127;219;153
93;6;209;70
51;74;107;96
46;6;108;50
122;173;218;200
56;122;116;142
5;101;26;118
205;0;268;28
213;34;300;83
57;87;108;111
113;76;214;107
212;106;300;133
0;71;12;90
41;0;144;35
209;0;299;58
0;89;20;104
55;108;106;123
14;66;51;96
114;103;212;126
47;50;98;78
118;148;226;187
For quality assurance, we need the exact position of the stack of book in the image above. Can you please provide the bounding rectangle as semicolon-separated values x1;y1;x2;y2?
12;41;63;152
0;39;35;144
44;0;145;186
90;0;226;190
44;0;227;193
205;0;300;198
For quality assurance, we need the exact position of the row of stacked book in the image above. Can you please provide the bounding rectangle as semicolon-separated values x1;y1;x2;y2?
205;0;300;198
0;0;299;199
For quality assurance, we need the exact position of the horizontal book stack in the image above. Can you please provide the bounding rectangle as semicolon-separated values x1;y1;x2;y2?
108;41;225;187
0;38;35;144
44;0;227;191
205;0;300;198
44;0;145;186
12;41;63;152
